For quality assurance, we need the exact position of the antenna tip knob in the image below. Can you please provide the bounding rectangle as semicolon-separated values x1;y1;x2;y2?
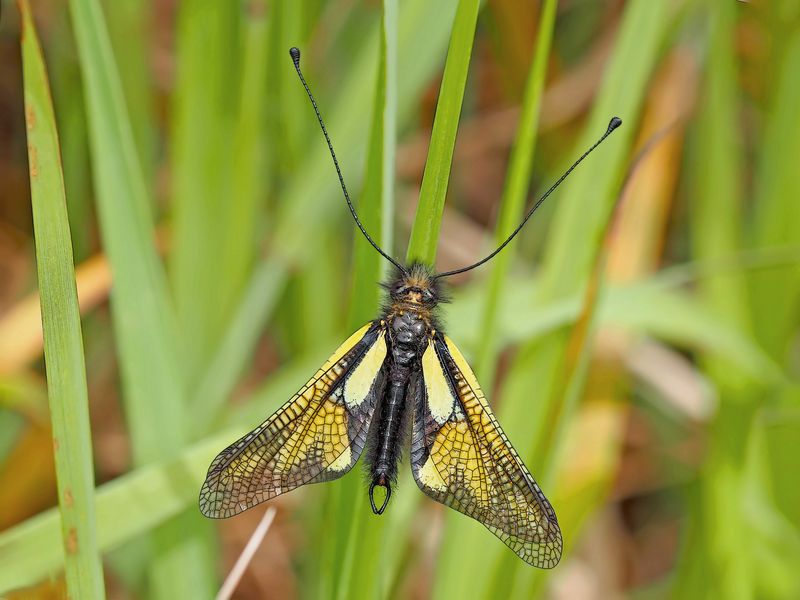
607;116;622;133
289;47;301;67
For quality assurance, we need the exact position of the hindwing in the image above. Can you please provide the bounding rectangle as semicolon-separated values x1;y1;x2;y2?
200;321;387;518
410;333;562;568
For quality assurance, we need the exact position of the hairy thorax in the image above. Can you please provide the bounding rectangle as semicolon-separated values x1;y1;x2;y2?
385;307;430;376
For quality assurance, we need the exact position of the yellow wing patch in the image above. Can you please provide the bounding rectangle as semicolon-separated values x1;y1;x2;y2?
425;420;490;503
327;445;352;472
416;455;447;492
421;342;453;424
276;399;348;470
344;332;387;408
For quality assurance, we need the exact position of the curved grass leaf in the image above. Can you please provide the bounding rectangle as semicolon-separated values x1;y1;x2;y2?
749;32;800;359
169;1;244;380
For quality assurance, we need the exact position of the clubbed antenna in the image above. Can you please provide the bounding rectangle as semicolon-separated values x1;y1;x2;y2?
289;47;406;274
434;117;623;279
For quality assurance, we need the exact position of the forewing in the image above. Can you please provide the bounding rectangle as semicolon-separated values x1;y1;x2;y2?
410;333;562;568
200;321;387;518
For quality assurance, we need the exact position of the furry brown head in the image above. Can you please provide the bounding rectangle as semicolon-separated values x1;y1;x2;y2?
383;263;444;309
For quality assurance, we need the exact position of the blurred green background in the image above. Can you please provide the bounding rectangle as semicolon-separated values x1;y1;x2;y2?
1;0;799;598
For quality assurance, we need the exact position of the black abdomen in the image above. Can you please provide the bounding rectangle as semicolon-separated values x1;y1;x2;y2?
365;309;427;514
373;383;406;479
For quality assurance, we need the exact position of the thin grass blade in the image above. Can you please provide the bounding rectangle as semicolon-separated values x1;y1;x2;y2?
673;2;762;596
333;3;398;597
405;0;481;265
18;2;105;597
749;32;800;359
169;2;244;380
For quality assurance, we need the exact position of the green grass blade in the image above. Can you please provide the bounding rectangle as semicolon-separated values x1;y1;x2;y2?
151;9;271;574
190;263;285;436
688;9;750;336
474;0;558;387
219;0;270;326
187;1;273;437
18;3;105;597
749;32;800;359
66;0;184;465
517;0;672;523
103;0;155;188
267;0;459;271
0;432;218;594
673;2;758;596
48;4;92;262
405;0;481;265
64;0;215;596
447;273;782;384
743;415;800;599
169;2;242;380
333;3;398;597
745;28;800;595
263;0;313;186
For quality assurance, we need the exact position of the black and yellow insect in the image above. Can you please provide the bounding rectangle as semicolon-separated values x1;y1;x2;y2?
199;47;621;569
